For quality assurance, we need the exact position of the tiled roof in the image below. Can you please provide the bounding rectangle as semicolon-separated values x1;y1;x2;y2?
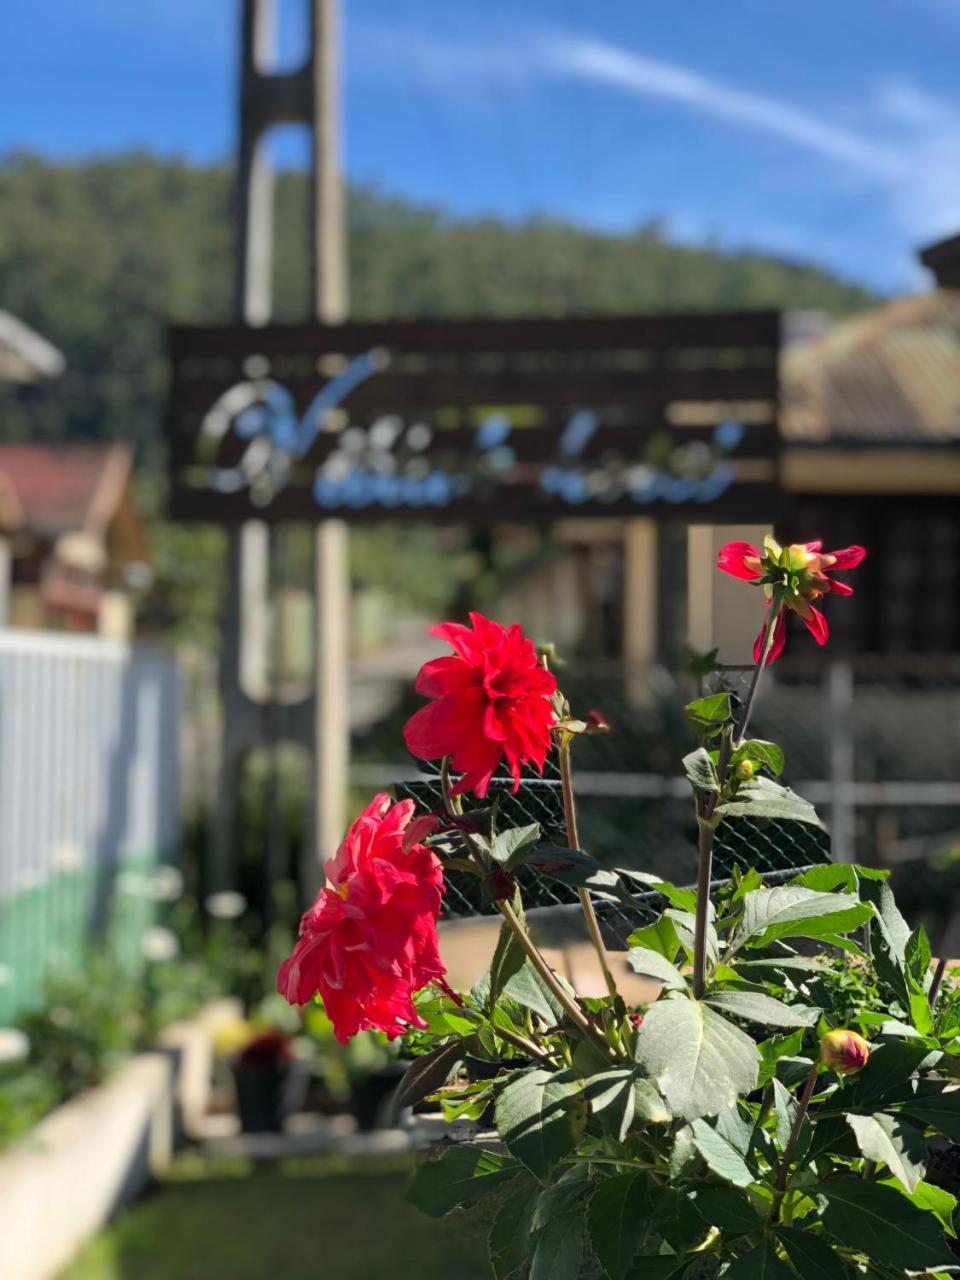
0;444;131;537
782;292;960;443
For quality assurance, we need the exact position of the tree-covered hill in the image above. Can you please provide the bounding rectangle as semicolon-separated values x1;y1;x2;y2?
0;151;877;461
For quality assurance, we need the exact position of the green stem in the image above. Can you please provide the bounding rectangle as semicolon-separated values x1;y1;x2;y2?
771;1061;819;1222
733;600;783;748
692;815;716;1000
490;1020;557;1066
929;955;948;1009
558;739;619;1003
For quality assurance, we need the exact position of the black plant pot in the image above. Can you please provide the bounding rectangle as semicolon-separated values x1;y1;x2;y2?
351;1063;406;1132
232;1061;291;1134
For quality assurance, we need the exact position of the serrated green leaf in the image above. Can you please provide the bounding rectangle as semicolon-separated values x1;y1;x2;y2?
589;1172;650;1280
793;864;858;892
495;1068;585;1180
650;1185;708;1253
732;885;872;950
690;1116;755;1187
816;1176;956;1270
844;1111;927;1192
776;1227;848;1278
490;822;541;867
634;996;759;1120
502;958;566;1025
840;1040;932;1112
894;1087;960;1142
523;843;628;901
757;1029;807;1087
627;947;687;991
408;1145;519;1217
705;989;819;1028
488;1186;537;1279
893;1177;958;1233
718;775;823;827
530;1210;583;1280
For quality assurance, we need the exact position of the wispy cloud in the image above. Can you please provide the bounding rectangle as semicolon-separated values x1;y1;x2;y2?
540;35;903;181
351;21;960;269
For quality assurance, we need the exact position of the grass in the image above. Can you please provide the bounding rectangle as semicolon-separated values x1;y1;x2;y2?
62;1153;491;1280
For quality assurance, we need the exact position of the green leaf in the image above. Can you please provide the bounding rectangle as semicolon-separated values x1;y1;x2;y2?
666;908;719;967
735;739;785;776
717;775;824;827
503;959;566;1025
685;692;733;730
408;1145;519;1217
488;1187;537;1279
523;844;628;901
895;1178;958;1233
757;1029;807;1088
581;1068;670;1139
634;996;759;1121
793;864;858;892
530;1210;583;1280
489;916;526;1011
649;1185;708;1253
732;885;872;950
816;1176;956;1270
489;822;541;867
840;1040;933;1112
588;1172;650;1280
721;1241;794;1277
772;1078;798;1151
621;872;698;913
844;1111;926;1192
682;747;719;793
776;1227;849;1278
705;990;819;1028
532;1162;591;1231
692;1185;761;1234
626;915;682;962
690;1116;755;1187
495;1068;585;1181
896;1088;960;1142
627;947;687;991
395;1040;464;1110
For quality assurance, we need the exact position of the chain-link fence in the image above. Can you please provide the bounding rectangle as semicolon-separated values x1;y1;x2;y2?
361;655;960;942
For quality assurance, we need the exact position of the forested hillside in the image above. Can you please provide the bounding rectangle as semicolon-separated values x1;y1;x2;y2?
0;151;877;461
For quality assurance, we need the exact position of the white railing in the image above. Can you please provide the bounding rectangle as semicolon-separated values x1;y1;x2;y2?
0;631;180;1017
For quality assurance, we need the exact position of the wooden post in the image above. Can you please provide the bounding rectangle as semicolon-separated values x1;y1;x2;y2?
687;525;772;665
623;518;658;704
828;661;856;863
0;536;10;627
310;0;350;877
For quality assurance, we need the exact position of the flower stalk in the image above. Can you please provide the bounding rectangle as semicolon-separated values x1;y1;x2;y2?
558;737;619;1003
771;1060;819;1222
692;601;783;999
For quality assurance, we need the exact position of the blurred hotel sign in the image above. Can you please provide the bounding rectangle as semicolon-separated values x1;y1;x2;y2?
167;312;780;523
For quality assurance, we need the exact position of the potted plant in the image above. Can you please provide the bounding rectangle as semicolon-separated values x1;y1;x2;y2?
278;537;960;1276
218;1019;295;1133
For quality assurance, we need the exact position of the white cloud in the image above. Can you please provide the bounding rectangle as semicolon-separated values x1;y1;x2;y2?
351;21;960;266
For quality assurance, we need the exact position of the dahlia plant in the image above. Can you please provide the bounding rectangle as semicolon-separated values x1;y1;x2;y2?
280;539;960;1278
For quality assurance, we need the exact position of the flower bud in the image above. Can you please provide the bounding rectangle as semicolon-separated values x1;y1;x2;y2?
820;1029;870;1075
735;759;756;781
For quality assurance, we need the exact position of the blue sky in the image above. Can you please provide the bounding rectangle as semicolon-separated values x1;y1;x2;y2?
3;0;960;291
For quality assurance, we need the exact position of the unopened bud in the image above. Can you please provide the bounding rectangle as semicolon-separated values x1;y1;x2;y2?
820;1028;870;1075
585;709;611;734
736;759;756;781
490;868;516;903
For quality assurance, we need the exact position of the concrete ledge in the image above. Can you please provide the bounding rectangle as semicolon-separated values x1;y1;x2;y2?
0;1000;240;1280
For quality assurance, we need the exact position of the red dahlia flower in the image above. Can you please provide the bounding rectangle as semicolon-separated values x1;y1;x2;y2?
277;794;445;1044
403;612;557;798
717;536;865;663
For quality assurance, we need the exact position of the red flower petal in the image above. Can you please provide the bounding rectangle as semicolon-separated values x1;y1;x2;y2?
827;578;854;597
753;611;788;664
826;545;866;569
413;655;478;698
717;542;763;581
801;606;830;646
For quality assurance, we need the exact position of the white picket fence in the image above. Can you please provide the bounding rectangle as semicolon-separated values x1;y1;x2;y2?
0;631;180;1018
